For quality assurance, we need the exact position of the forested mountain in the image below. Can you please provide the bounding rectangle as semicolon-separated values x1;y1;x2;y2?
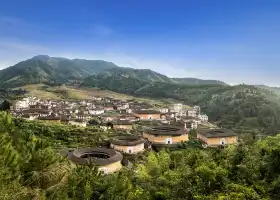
0;55;118;87
97;67;174;83
0;55;226;87
82;67;176;94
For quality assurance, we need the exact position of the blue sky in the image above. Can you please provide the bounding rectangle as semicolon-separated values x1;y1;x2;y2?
1;0;280;85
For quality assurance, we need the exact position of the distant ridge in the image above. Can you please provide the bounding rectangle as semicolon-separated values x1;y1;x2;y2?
255;85;280;94
172;77;228;86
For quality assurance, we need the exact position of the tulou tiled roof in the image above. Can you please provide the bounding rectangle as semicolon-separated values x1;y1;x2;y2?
110;136;145;146
144;125;187;136
67;147;123;166
197;128;237;138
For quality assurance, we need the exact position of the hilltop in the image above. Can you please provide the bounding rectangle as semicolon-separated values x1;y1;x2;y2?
0;55;118;87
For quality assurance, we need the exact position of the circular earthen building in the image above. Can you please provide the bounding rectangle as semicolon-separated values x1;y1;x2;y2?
67;147;123;174
110;135;145;154
143;125;189;147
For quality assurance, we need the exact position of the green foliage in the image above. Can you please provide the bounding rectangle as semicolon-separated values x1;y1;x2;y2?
2;113;280;199
0;100;11;110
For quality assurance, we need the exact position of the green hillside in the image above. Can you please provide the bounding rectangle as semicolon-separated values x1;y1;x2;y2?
0;55;118;87
0;59;56;87
82;67;176;94
99;67;174;83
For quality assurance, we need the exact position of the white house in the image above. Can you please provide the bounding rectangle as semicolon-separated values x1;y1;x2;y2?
15;100;29;110
76;114;91;121
187;110;197;117
173;104;183;113
191;122;198;130
159;108;169;113
194;118;202;125
123;103;129;109
193;105;201;114
198;114;208;122
89;109;104;115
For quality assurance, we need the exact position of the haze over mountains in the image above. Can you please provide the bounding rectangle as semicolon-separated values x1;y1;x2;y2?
0;55;227;87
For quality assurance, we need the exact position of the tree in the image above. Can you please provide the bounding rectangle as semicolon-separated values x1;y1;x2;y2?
0;100;11;111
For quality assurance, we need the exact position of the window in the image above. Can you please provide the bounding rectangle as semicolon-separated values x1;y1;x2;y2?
220;138;226;145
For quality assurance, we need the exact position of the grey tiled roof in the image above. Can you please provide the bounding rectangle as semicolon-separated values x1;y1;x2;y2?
110;136;145;146
67;147;123;166
197;128;237;138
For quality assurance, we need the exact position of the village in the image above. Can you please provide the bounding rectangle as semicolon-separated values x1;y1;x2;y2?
11;96;238;174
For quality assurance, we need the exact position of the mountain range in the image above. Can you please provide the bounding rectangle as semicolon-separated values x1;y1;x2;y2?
0;55;227;87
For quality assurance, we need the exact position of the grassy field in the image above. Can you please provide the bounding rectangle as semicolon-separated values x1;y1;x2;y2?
16;84;61;99
15;84;192;108
16;84;135;100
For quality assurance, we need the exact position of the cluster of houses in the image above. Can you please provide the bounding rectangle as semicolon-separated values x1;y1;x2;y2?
11;97;208;130
12;96;238;174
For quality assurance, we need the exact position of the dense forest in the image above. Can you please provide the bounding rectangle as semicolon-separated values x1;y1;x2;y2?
1;111;280;200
